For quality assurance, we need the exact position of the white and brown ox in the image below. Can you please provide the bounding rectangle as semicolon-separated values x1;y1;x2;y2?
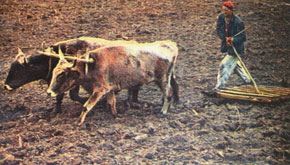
47;40;179;125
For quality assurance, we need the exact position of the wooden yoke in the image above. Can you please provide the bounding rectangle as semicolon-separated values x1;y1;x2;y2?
38;50;94;63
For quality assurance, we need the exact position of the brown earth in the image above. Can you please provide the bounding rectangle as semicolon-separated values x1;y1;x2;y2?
0;0;290;164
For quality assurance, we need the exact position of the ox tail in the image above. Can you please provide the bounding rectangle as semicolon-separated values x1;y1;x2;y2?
170;74;179;104
171;43;179;104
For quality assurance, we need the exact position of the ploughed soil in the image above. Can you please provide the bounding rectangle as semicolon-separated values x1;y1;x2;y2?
0;0;289;164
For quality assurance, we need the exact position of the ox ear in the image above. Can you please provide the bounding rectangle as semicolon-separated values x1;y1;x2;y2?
15;47;28;64
41;41;46;51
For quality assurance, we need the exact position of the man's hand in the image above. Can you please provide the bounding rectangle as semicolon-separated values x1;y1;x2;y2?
226;37;233;47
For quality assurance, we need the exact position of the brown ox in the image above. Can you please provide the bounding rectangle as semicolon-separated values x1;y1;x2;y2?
47;40;179;125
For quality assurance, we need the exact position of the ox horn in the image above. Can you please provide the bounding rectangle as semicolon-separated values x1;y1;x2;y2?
16;47;28;64
17;47;25;56
58;46;74;68
58;46;66;62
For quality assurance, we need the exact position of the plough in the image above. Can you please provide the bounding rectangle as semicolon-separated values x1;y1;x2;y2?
217;85;290;102
216;45;290;102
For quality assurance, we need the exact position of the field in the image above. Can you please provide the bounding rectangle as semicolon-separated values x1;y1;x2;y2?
0;0;290;164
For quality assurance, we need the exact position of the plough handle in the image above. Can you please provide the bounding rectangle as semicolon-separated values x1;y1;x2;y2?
232;46;261;94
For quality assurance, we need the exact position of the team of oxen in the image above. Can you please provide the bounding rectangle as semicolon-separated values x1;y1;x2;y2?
4;37;179;125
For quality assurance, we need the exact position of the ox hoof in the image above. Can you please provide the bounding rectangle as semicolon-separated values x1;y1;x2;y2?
159;112;167;118
55;108;62;114
52;112;60;118
131;102;142;109
77;117;85;126
50;110;59;118
113;113;123;119
77;121;84;126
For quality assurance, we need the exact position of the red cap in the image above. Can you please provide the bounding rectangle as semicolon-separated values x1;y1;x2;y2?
223;1;234;10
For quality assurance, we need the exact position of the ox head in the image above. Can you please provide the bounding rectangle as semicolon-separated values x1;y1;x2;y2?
4;48;48;90
46;47;82;97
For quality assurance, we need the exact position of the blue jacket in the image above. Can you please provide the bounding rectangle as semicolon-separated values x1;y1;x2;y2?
216;13;246;55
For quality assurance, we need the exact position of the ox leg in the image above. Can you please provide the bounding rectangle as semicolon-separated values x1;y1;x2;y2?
69;86;88;105
128;86;140;103
55;93;65;114
155;80;165;104
127;86;141;109
78;89;108;125
170;75;179;104
106;92;117;117
161;75;173;115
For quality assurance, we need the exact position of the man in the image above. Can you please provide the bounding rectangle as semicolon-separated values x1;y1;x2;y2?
215;1;251;90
